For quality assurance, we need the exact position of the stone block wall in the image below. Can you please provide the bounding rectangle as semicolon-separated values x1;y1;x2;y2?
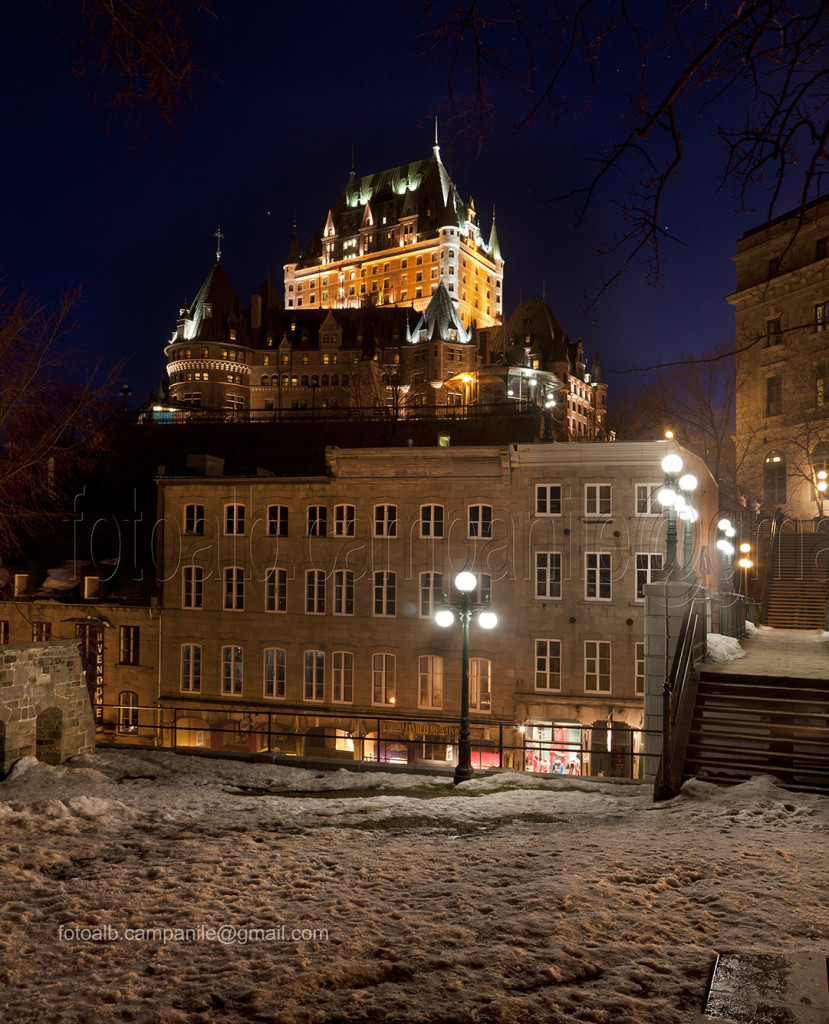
0;642;96;774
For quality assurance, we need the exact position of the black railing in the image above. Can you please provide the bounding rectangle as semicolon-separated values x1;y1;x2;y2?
98;702;654;781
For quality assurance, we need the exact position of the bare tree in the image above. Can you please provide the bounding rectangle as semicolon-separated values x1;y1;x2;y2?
38;0;215;134
0;285;121;558
421;1;829;308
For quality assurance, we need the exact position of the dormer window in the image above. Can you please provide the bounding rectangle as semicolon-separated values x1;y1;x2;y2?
203;304;213;318
229;329;236;341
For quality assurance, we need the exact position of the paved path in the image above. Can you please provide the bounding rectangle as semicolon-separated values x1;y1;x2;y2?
708;627;829;680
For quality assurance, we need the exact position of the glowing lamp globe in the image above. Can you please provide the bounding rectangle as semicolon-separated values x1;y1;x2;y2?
678;473;698;492
455;571;477;593
435;609;456;628
478;611;498;630
658;487;677;507
662;453;683;474
718;518;733;532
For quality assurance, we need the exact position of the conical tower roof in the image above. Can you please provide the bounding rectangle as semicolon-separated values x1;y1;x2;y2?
409;283;470;344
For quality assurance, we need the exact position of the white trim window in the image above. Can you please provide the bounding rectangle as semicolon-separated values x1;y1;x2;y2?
372;653;396;705
374;504;397;537
117;691;139;734
585;484;611;516
264;648;286;699
474;573;491;604
333;570;355;615
468;504;492;538
535;552;561;599
307;505;327;537
419;655;443;709
635;641;645;696
184;503;204;535
470;658;491;711
635;553;663;599
332;651;354;703
119;625;140;665
305;569;325;614
373;571;396;616
304;650;324;701
535;484;561;516
585;553;611;600
221;645;243;695
333;503;355;537
635;484;661;516
224;503;245;535
419;571;443;617
420;504;444;538
223;567;245;610
267;504;288;537
182;565;203;609
265;567;287;612
535;640;561;690
585;640;611;693
181;644;201;692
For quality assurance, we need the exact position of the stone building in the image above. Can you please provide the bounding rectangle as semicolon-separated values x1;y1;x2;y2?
154;440;717;776
728;195;829;518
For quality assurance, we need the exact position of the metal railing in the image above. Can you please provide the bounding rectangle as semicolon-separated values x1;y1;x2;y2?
98;702;654;781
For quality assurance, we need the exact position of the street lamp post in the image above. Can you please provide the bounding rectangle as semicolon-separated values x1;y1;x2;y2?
436;571;497;784
658;454;699;580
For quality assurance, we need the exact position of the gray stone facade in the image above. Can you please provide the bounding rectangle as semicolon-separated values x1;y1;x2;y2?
0;641;96;773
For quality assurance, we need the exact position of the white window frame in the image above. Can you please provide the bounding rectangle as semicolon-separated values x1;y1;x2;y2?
535;484;562;516
305;569;325;614
635;484;661;516
585;552;611;600
184;503;204;535
372;652;396;705
333;570;354;615
470;658;491;711
224;503;245;535
119;625;140;665
374;504;397;537
267;504;288;537
333;503;355;537
264;648;286;699
419;571;443;617
535;552;561;599
418;655;443;709
373;570;396;616
117;691;139;734
182;565;203;609
265;567;287;612
181;644;201;692
307;505;327;537
585;484;611;516
223;566;245;611
332;651;354;703
468;504;492;539
221;645;243;695
535;640;561;691
304;650;325;702
420;504;444;538
585;640;611;693
635;552;663;600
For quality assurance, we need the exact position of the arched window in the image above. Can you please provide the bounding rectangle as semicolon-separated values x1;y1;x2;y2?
763;450;786;505
290;375;299;387
331;374;339;386
321;375;329;386
301;375;309;387
271;375;278;386
260;375;268;386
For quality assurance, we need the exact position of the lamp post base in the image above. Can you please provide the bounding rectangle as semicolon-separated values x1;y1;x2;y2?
453;765;475;785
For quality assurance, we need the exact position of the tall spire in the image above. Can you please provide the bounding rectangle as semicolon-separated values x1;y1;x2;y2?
488;206;501;260
433;117;440;161
214;225;225;263
286;211;300;264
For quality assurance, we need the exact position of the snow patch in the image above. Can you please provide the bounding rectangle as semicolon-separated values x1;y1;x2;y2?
706;633;747;662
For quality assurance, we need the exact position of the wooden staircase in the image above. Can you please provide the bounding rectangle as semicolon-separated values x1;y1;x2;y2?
681;669;829;794
764;532;829;629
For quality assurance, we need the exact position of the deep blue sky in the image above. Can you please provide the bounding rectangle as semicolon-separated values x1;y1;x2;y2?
0;1;787;402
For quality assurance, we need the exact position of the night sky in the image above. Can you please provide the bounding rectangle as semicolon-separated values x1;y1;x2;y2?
0;1;799;402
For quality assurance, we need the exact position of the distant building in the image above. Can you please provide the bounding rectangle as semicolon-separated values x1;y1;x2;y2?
728;195;829;518
153;441;717;776
284;138;503;328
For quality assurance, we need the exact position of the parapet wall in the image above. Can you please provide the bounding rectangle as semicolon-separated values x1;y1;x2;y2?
0;641;96;774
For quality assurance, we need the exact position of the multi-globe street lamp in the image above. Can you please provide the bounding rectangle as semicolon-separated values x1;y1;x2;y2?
436;571;497;784
658;453;699;579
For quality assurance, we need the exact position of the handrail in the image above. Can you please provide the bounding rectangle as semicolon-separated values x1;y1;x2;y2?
653;600;702;802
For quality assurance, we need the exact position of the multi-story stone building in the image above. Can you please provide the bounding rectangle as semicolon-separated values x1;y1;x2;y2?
729;195;829;518
284;138;503;328
154;441;717;776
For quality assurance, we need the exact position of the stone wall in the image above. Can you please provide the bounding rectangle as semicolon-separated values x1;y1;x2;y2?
0;641;96;774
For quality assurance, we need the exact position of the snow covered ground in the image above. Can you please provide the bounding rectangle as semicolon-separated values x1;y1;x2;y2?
0;750;826;1024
